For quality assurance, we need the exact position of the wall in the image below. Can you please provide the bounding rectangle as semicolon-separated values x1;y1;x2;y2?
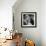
0;0;16;30
41;0;46;46
0;0;17;39
13;0;41;46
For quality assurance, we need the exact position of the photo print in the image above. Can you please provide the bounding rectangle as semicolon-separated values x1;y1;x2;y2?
21;12;37;28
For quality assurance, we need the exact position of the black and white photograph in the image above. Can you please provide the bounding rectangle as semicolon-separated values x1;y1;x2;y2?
21;12;37;27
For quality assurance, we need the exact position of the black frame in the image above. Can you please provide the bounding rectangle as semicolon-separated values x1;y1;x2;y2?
21;12;37;28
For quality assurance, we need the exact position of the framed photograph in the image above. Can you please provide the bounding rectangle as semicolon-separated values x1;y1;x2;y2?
21;12;37;28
